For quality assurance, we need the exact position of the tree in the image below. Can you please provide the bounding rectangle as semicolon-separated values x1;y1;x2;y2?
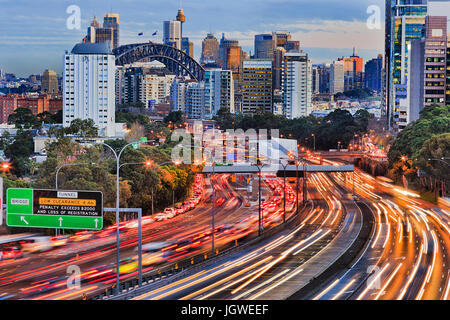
164;111;184;125
37;111;56;124
416;133;450;185
8;108;39;129
64;119;98;137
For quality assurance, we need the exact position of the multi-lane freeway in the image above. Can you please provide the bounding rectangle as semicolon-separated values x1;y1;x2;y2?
0;159;448;301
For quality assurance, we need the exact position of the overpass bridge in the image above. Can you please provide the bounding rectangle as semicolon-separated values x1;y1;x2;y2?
201;164;354;177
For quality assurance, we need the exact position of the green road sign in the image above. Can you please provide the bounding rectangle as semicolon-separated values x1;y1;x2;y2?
6;189;103;230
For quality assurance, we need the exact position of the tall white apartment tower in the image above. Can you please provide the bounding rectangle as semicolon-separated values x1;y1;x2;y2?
282;52;312;119
63;43;116;136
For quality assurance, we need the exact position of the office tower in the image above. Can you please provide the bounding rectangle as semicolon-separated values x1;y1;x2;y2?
163;20;182;50
312;66;320;94
254;34;275;59
423;16;447;108
201;33;220;64
182;37;194;57
398;15;448;131
407;38;425;126
317;64;331;93
63;43;116;136
338;48;364;91
41;69;59;94
273;47;286;90
220;35;243;91
119;61;175;107
272;31;300;53
84;16;116;49
385;0;427;129
282;52;312;119
365;54;383;92
330;60;345;94
103;14;120;49
242;60;273;115
204;69;235;117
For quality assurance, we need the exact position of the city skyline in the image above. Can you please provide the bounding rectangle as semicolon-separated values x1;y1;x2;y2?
0;0;384;77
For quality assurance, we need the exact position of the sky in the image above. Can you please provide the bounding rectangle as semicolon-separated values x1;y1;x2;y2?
0;0;385;77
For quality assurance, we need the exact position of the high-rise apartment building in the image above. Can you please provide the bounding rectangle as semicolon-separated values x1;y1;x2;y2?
118;61;175;107
282;52;312;119
204;69;235;117
242;60;273;115
330;60;345;94
201;33;220;64
63;43;116;136
163;20;182;50
41;69;59;94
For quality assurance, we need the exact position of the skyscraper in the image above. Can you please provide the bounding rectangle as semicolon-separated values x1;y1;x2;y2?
365;54;383;92
220;35;243;91
103;13;120;49
201;33;220;64
41;69;59;94
423;16;447;108
385;0;427;129
83;15;119;49
163;20;182;50
282;52;312;119
338;48;364;91
330;60;345;94
182;37;194;57
63;43;116;136
242;60;273;115
254;34;275;59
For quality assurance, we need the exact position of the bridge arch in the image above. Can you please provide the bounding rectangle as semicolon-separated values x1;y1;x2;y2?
113;43;205;81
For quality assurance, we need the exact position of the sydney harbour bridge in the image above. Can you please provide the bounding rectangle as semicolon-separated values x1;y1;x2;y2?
113;42;205;81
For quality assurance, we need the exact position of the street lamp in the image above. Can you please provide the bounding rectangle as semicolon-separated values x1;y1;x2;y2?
428;158;450;167
99;140;149;296
311;134;316;152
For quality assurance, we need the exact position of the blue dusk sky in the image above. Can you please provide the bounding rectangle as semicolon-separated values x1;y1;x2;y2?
0;0;385;77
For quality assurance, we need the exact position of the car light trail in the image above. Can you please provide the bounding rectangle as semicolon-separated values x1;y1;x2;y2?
374;263;403;300
330;279;356;300
356;263;390;300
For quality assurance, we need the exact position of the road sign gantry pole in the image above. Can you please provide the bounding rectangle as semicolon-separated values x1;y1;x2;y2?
55;162;96;236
